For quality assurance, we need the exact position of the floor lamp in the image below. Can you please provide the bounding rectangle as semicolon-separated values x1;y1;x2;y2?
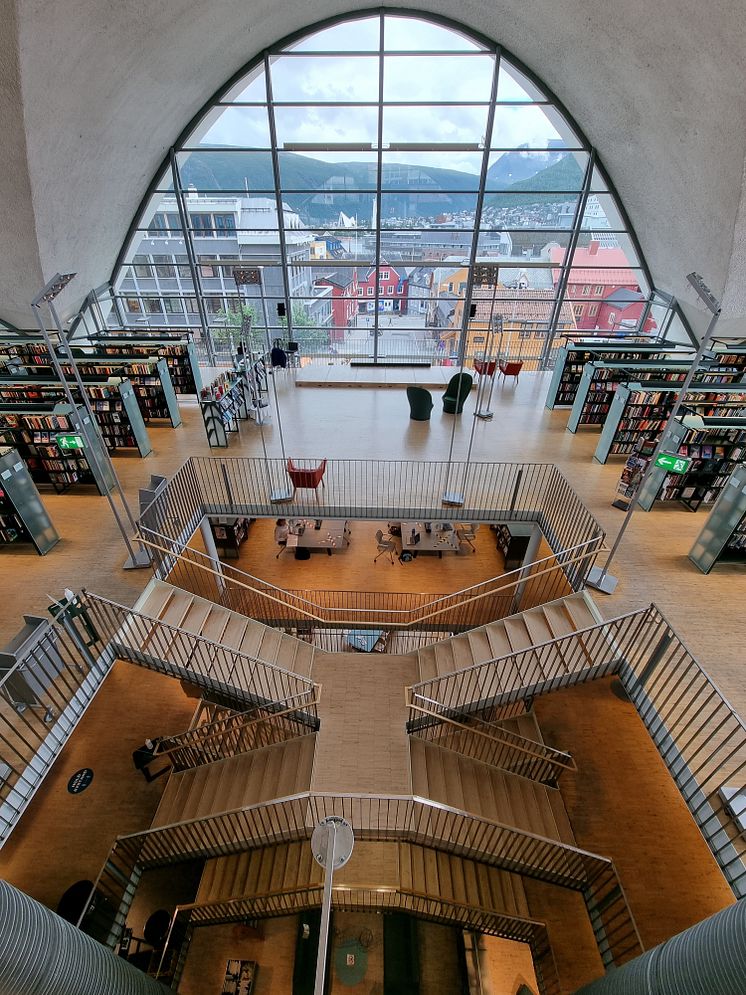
30;273;150;569
311;816;354;995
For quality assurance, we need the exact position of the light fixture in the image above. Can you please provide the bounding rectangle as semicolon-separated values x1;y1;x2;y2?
31;273;77;307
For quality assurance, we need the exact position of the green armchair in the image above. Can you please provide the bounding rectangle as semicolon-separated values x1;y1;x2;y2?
406;385;434;421
442;372;473;414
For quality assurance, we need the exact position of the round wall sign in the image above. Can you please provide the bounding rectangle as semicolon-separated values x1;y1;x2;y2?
67;768;94;794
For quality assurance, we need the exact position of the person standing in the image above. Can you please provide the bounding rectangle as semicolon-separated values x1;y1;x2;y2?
274;518;289;546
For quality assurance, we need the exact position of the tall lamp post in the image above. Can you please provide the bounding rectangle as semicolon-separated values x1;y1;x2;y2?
587;272;722;594
30;273;150;569
311;817;354;995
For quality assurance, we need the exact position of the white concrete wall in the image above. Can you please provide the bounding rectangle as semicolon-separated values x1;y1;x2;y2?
1;0;745;326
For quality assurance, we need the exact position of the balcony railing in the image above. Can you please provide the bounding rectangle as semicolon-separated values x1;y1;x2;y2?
408;604;746;902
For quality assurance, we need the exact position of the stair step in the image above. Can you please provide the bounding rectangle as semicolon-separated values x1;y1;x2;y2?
258;627;284;663
200;607;231;644
502;617;533;653
140;583;176;620
158;590;196;628
179;600;214;638
449;637;476;670
220;614;250;650
433;641;456;675
291;641;314;678
522;609;555;647
483;623;512;660
410;738;429;797
563;593;599;631
238;622;265;659
417;645;438;682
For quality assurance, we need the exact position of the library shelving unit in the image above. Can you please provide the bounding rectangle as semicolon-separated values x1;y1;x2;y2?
637;414;746;511
689;464;746;572
544;339;694;409
0;337;182;427
491;524;531;570
199;373;254;449
566;359;742;433
0;446;60;554
593;383;746;463
209;516;253;558
0;404;115;494
70;358;181;426
0;378;152;457
707;342;746;375
89;334;203;395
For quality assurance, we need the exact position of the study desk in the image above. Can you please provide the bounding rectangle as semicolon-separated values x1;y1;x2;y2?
282;518;350;557
399;520;462;557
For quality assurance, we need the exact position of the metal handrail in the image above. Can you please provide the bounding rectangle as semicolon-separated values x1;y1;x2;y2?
406;699;576;777
138;530;602;627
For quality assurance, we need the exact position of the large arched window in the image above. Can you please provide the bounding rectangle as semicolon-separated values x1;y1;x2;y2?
112;11;658;367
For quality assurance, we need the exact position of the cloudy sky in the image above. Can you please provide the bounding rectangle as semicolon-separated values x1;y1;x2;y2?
193;15;577;174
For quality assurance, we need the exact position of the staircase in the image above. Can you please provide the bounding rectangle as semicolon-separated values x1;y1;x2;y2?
416;591;601;683
410;738;575;845
151;733;316;830
136;580;316;678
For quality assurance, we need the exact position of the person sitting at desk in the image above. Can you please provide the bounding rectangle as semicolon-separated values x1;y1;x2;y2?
274;518;289;546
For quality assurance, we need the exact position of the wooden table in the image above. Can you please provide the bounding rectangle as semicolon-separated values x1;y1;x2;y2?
399;520;461;557
283;518;350;556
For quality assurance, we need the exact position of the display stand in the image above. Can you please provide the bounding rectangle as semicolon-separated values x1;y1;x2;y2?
637;415;746;511
689;464;746;572
199;373;253;448
0;447;60;554
593;382;746;463
491;524;531;570
544;340;694;409
566;359;739;433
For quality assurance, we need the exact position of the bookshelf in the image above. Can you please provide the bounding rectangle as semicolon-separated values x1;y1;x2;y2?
566;359;742;433
689;464;746;572
593;383;746;464
544;340;694;409
491;524;531;570
0;404;114;494
89;335;203;395
209;516;253;558
0;447;60;554
0;378;152;457
637;415;746;511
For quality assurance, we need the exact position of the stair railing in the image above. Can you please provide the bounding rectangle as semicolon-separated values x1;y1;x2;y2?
154;691;321;771
409;604;746;902
136;529;602;638
406;697;576;785
78;590;320;714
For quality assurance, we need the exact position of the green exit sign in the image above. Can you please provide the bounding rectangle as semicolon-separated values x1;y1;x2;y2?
655;452;692;474
56;433;85;451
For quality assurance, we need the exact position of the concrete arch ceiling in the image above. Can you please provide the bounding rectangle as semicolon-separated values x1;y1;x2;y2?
2;0;746;327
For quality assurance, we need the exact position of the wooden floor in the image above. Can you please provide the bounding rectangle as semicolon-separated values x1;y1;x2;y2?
1;370;744;990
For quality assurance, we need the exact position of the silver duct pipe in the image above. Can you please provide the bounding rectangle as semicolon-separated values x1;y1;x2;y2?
0;881;169;995
575;899;746;995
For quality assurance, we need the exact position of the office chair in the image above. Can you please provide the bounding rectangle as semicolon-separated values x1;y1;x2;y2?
374;528;397;564
457;523;478;552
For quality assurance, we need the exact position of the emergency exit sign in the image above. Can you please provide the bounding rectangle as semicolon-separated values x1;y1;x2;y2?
654;452;692;474
56;433;85;450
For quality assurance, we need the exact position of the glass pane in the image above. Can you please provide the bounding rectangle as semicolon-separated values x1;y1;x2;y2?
486;150;588;191
491;104;580;148
224;68;268;103
274;106;379;148
496;60;545;102
306;230;375;261
278;151;378;190
382;105;489;148
477;229;574;263
380;152;483;184
178;150;275;192
384;16;484;51
286;193;377;228
571;236;641;269
483;192;580;228
580;192;631;231
380;192;478;225
269;55;380;102
187;106;271;149
379;229;473;262
290;17;381;52
383;54;495;102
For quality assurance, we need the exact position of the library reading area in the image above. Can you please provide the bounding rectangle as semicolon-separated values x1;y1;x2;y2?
1;7;745;995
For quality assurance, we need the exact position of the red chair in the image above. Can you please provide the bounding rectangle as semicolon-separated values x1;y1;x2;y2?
473;359;497;377
498;360;523;383
287;458;327;501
